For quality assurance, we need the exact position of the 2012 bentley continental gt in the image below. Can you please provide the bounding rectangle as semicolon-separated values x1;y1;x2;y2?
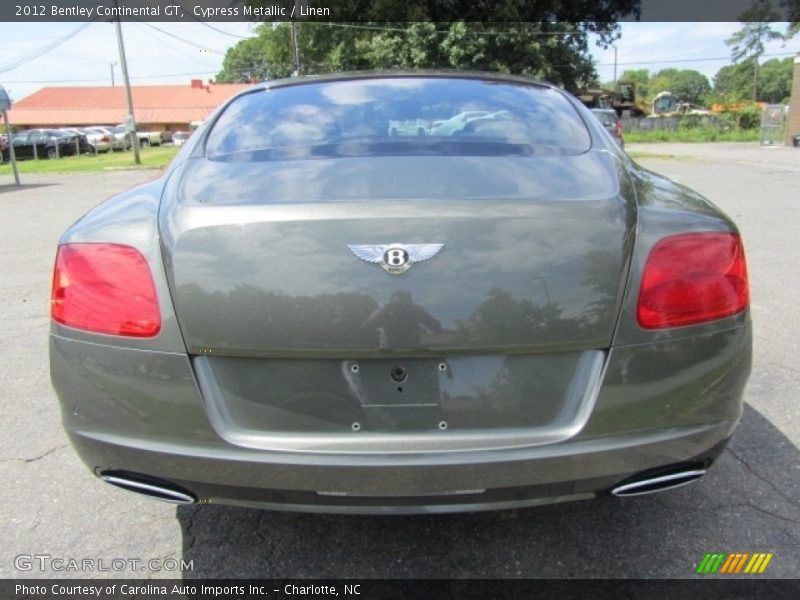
50;73;751;513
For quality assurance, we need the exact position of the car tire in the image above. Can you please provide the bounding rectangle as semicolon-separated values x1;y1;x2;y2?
140;139;150;148
46;148;57;159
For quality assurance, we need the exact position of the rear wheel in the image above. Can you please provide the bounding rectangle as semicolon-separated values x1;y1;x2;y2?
140;139;150;148
46;147;57;159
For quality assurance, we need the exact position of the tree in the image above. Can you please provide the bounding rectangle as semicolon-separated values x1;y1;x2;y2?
711;56;793;104
757;57;795;103
225;1;643;90
618;68;650;98
725;0;786;101
780;0;800;36
669;70;712;104
216;21;613;91
712;62;754;103
216;33;271;83
644;69;710;104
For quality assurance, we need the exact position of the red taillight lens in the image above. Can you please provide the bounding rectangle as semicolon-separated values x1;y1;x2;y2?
51;243;161;337
637;232;748;329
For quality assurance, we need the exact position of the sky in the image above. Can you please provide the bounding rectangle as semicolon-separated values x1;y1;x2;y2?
1;21;799;102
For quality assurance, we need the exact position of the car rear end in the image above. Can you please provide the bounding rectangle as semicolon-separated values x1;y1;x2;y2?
111;126;132;150
50;75;750;513
80;128;111;153
591;108;624;147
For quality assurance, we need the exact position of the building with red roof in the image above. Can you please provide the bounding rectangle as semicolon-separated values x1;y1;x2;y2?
8;80;250;131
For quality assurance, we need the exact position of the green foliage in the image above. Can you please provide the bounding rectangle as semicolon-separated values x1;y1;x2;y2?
619;68;649;97
678;114;704;129
711;56;793;104
625;128;760;143
758;57;795;103
668;70;712;105
726;1;785;62
711;61;754;103
781;0;800;36
617;68;711;105
0;146;178;174
725;1;786;102
733;106;763;129
215;21;610;91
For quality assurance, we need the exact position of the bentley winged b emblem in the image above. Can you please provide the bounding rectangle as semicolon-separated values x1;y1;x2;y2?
348;243;444;275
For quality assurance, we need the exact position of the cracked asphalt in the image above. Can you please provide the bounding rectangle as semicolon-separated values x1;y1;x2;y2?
0;143;798;580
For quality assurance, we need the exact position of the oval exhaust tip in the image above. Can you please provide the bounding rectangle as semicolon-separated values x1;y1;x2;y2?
101;474;196;505
611;469;706;497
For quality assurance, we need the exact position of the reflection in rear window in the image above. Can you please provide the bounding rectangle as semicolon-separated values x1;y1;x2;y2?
205;78;591;160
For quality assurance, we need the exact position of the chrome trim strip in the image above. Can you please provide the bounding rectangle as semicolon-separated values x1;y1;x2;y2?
611;469;706;497
191;350;607;455
101;475;195;504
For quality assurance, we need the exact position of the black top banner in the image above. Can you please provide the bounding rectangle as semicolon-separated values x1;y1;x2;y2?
1;0;798;23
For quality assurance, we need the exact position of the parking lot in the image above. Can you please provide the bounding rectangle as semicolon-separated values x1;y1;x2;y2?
0;143;798;579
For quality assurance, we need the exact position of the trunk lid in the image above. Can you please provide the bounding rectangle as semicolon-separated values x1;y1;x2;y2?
161;151;635;357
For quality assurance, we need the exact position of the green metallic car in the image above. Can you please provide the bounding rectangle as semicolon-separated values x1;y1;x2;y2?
50;73;751;513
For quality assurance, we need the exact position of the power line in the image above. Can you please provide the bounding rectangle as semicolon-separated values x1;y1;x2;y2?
315;22;587;36
1;28;112;45
193;20;253;39
135;20;226;55
596;51;798;66
133;21;219;68
175;3;254;39
0;20;98;74
1;71;219;84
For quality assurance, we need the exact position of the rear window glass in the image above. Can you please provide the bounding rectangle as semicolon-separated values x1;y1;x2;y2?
205;77;591;160
591;111;617;126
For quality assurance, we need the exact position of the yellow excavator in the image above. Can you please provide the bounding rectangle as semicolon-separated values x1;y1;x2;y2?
577;81;649;117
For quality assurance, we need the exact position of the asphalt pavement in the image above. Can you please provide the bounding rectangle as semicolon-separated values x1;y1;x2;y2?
0;143;798;579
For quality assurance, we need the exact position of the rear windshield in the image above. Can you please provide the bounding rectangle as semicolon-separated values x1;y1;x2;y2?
591;111;617;126
205;77;591;161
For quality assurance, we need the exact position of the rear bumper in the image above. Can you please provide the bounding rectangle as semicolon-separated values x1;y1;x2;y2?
68;424;733;514
51;322;751;513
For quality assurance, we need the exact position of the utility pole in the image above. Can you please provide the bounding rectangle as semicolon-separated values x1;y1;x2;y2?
613;45;618;87
113;0;140;165
0;85;20;185
110;62;117;87
290;0;301;75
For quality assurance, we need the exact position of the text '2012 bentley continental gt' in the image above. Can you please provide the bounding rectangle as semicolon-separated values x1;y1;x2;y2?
50;73;751;513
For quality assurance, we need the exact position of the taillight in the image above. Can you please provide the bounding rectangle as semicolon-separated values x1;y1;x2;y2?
51;243;161;337
637;232;748;329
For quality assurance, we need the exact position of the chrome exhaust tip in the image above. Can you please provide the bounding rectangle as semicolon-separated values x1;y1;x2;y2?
611;468;707;497
100;472;196;505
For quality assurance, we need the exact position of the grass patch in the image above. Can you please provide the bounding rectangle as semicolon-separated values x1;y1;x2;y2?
0;145;179;174
624;128;760;144
626;151;694;161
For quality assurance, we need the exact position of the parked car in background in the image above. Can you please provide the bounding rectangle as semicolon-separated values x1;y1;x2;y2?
73;128;111;153
2;129;90;160
51;73;751;514
115;125;171;147
590;108;624;147
110;126;132;150
85;126;128;151
172;131;192;146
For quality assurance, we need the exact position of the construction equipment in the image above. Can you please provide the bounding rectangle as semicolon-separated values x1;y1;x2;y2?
648;91;712;118
577;81;648;117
